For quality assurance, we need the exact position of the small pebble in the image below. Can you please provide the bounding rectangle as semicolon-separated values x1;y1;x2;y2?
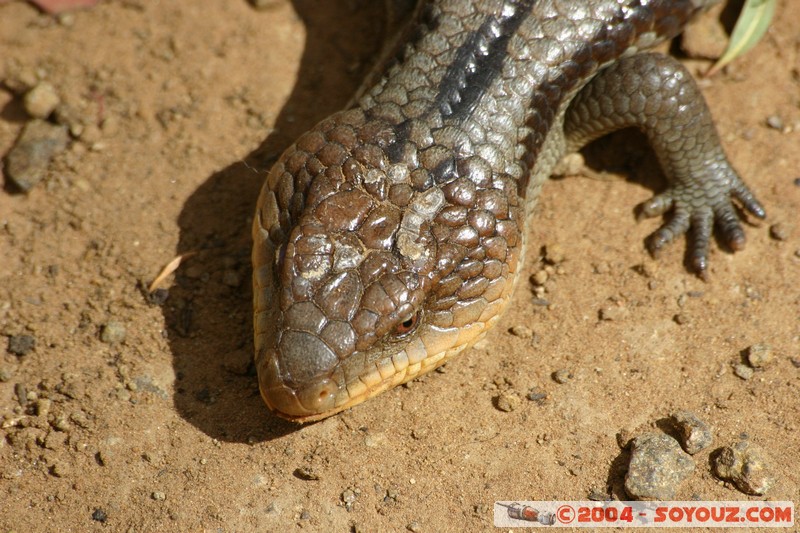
670;411;713;455
411;428;427;440
70;410;90;428
526;388;547;402
406;521;422;533
57;12;75;26
23;82;60;119
509;325;533;338
544;243;565;264
600;305;628;321
7;334;36;356
15;383;28;406
91;508;108;523
793;177;800;187
588;489;609;502
100;321;127;344
766;115;784;131
746;343;774;368
341;489;357;511
53;415;70;432
4;119;69;192
530;270;548;286
101;116;120;136
148;288;170;306
494;392;521;412
151;491;166;501
364;432;387;447
299;509;311;520
733;364;754;380
44;430;68;450
712;440;775;496
552;369;573;384
673;313;690;325
96;449;111;467
593;262;611;274
50;461;70;478
0;368;11;382
79;123;102;145
638;261;659;279
293;466;320;480
624;433;695;500
769;223;791;241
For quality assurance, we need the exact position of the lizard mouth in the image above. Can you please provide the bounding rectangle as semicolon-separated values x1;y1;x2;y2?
256;319;500;422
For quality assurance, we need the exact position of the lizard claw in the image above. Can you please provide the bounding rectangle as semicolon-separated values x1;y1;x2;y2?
641;177;765;278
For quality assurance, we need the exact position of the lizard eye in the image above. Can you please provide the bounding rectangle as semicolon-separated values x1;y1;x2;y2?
394;311;420;337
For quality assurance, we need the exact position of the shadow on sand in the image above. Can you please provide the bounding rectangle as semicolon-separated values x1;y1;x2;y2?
163;0;391;442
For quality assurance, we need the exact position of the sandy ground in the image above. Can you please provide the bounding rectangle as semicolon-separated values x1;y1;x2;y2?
1;1;798;531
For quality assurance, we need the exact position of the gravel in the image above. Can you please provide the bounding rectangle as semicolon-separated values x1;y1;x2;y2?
4;119;69;192
23;82;61;119
50;461;70;478
7;334;36;356
91;508;108;523
494;392;521;412
530;270;548;286
733;364;754;380
552;369;573;384
769;223;791;241
766;115;785;131
670;411;713;455
526;387;547;403
544;243;566;264
712;440;775;496
293;466;320;481
35;398;52;418
100;321;127;344
624;433;695;500
14;383;28;406
508;325;533;338
746;343;774;368
341;488;358;511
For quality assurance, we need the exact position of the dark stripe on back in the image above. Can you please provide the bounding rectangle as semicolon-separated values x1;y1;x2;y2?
434;0;535;122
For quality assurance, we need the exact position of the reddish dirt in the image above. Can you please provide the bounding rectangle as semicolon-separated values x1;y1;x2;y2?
1;1;798;531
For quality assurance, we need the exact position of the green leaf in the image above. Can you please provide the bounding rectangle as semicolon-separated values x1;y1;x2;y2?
708;0;776;76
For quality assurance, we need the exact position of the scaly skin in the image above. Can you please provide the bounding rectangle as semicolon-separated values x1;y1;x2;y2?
251;0;765;422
